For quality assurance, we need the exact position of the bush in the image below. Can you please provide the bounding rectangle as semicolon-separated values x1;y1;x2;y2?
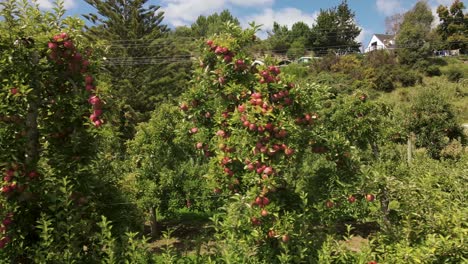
374;68;395;92
405;86;466;159
394;68;421;87
424;65;442;77
446;66;464;82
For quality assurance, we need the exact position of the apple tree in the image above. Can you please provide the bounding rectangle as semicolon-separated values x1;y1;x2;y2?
0;1;107;261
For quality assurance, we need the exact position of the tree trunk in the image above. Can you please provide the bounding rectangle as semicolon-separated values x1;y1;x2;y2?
150;207;158;238
25;62;40;169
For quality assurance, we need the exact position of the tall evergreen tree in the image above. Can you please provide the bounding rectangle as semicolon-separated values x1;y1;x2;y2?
310;0;361;55
83;0;192;139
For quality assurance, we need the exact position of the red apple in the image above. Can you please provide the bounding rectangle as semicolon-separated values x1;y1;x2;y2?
10;88;18;95
261;209;268;217
196;142;203;149
366;194;375;202
281;234;290;243
190;127;198;134
48;42;57;49
326;200;334;208
348;195;356;203
267;230;276;238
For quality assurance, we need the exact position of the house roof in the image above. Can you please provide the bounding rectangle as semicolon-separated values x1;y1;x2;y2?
374;34;396;49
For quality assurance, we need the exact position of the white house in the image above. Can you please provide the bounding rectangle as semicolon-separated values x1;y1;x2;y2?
365;34;396;53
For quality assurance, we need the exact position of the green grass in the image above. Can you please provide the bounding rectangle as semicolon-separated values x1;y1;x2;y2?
376;75;468;124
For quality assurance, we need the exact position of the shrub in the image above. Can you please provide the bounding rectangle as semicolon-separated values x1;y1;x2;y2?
424;65;442;77
395;68;421;87
405;86;465;159
374;68;395;92
446;66;464;82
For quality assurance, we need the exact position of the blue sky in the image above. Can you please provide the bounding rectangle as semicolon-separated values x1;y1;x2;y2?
37;0;457;47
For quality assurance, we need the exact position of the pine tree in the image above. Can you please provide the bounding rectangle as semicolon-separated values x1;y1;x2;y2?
310;0;361;55
83;0;192;139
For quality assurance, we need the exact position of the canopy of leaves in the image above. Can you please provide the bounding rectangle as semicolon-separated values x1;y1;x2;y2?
396;1;434;64
436;0;468;53
310;0;361;55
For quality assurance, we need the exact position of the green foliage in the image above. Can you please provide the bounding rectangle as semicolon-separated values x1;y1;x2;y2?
83;0;192;139
396;1;434;64
425;65;442;76
446;65;465;82
436;0;468;53
310;0;361;53
405;85;465;158
191;10;240;38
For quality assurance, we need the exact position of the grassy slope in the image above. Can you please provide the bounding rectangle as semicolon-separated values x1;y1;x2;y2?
377;57;468;124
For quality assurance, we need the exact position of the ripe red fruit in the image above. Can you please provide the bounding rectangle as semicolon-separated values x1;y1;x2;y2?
251;217;261;226
267;230;276;238
216;130;226;137
85;75;94;84
218;76;226;85
63;40;74;49
206;40;213;46
213;188;222;194
196;142;203;149
261;209;268;217
326;200;334;208
180;103;189;111
82;60;90;68
248;123;257;131
60;32;68;39
88;95;101;105
214;46;223;54
281;234;290;243
262;197;270;206
284;148;294;156
263;167;273;175
94;119;103;127
3;175;12;182
90;113;99;122
348;195;356;203
10;88;18;95
2;217;12;226
190;127;199;134
48;42;58;49
265;123;274;131
83;81;94;90
223;55;232;63
246;163;255;171
368;261;377;264
366;194;375;202
28;171;39;179
238;104;246;112
255;196;262;206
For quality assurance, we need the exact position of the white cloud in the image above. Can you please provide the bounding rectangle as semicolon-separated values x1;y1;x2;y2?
242;8;318;39
162;0;227;26
376;0;403;16
36;0;76;9
229;0;274;7
161;0;275;27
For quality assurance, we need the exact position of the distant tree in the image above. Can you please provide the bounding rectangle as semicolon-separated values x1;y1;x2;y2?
191;10;240;38
287;37;308;59
436;0;468;53
265;22;291;54
290;21;311;40
310;0;361;55
385;13;404;35
396;1;434;64
83;0;191;139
